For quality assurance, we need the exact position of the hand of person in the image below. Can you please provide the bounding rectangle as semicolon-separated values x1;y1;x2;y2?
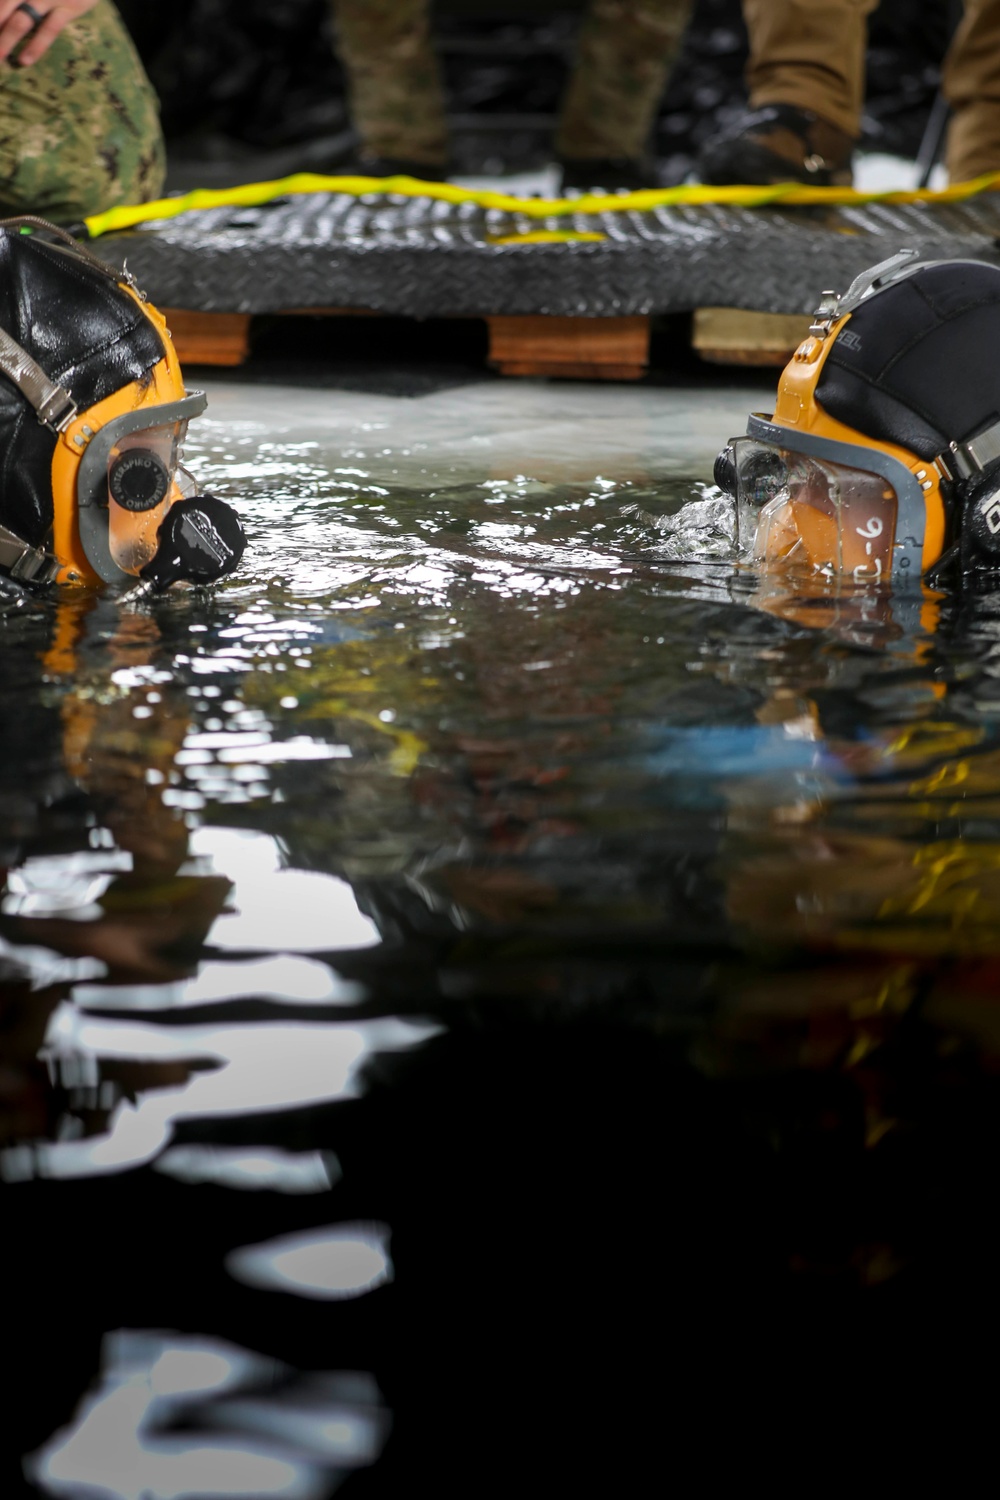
0;0;99;66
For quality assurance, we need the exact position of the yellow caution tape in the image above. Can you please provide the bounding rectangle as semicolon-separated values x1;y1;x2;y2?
487;229;607;244
82;169;1000;240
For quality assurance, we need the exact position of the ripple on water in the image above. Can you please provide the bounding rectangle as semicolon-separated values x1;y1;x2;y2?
8;402;1000;1487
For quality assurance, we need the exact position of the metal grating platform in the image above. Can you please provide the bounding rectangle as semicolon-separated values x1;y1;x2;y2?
92;191;1000;318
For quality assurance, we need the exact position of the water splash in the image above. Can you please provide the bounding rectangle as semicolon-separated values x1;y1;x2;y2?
622;484;736;562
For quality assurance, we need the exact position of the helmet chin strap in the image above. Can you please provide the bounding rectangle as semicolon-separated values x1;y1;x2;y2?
0;522;58;584
0;324;78;584
0;324;77;433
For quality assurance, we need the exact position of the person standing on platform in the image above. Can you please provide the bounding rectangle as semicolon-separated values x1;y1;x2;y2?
0;0;165;220
698;0;1000;187
329;0;695;189
944;0;1000;181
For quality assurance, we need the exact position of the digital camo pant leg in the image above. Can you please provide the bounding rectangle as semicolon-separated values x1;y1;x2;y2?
0;0;164;221
556;0;695;161
943;0;1000;181
328;0;448;168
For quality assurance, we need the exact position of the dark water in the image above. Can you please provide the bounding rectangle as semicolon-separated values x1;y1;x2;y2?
5;401;1000;1492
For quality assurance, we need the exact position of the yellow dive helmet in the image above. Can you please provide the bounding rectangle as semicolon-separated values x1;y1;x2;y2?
715;249;1000;585
0;218;245;589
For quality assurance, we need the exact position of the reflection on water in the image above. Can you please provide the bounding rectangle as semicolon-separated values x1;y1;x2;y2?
227;1224;393;1300
27;1331;389;1499
15;1008;437;1178
155;1144;340;1193
6;396;1000;1488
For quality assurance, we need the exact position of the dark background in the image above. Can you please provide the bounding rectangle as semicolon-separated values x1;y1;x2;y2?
115;0;956;184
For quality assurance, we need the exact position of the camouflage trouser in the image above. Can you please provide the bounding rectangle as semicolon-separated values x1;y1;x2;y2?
555;0;695;161
329;0;693;164
0;0;165;222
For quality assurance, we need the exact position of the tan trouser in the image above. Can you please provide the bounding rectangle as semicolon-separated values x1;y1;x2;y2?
330;0;692;164
944;0;1000;179
741;0;879;141
742;0;1000;181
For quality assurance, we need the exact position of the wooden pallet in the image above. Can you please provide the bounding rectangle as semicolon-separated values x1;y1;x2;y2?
692;306;812;366
163;304;808;375
163;307;651;380
486;314;649;380
163;309;252;367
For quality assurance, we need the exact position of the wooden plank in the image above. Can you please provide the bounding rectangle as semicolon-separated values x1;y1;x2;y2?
163;309;252;367
693;307;812;367
487;315;649;380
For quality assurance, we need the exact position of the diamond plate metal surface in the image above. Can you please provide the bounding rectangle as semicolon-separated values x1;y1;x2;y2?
94;191;1000;317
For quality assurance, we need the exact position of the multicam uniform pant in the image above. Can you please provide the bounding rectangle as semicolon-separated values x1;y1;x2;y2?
329;0;695;165
0;0;164;221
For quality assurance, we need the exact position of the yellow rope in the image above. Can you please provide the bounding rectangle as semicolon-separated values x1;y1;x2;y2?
83;169;1000;240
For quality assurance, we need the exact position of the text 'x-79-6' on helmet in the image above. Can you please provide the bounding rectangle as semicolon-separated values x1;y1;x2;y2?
0;218;245;590
715;249;1000;585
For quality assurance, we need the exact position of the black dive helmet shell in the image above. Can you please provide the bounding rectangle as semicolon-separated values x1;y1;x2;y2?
817;257;1000;466
0;221;245;588
816;255;1000;572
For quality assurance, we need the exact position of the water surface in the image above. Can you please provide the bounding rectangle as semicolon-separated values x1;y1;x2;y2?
4;375;999;1492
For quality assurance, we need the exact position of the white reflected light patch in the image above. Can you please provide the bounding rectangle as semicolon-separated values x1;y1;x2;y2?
227;1223;393;1300
70;980;186;1012
73;954;362;1012
154;1146;340;1194
29;1345;304;1500
184;956;361;1006
0;931;106;990
208;876;378;953
26;1331;388;1500
18;1008;438;1179
2;848;134;919
188;828;380;952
